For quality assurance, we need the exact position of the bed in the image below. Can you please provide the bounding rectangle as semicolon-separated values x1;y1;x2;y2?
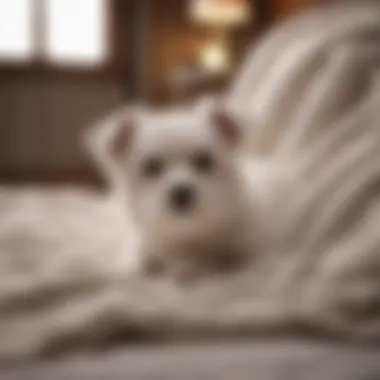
1;2;380;379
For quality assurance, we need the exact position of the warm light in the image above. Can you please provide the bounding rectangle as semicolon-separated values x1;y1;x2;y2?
44;0;108;66
189;0;251;27
0;0;35;61
200;41;229;74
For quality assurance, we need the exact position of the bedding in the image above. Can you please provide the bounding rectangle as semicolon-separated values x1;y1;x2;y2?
2;341;380;380
0;1;380;368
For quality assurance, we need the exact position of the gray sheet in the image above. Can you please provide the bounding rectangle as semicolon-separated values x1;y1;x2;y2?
1;340;380;380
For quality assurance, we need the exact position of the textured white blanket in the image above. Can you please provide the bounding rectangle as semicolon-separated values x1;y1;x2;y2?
1;2;380;360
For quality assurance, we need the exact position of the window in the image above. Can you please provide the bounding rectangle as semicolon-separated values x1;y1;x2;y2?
0;0;35;61
45;0;108;66
0;0;110;68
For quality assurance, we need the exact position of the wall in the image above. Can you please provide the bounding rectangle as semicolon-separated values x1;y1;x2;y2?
0;75;123;181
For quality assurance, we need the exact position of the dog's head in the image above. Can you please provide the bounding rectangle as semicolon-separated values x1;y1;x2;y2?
100;104;245;243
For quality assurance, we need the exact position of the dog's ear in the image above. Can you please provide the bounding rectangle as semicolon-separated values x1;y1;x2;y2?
108;116;135;158
83;107;138;188
211;105;242;146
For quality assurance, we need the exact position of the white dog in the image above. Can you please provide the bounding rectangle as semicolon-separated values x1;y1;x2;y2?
87;103;293;282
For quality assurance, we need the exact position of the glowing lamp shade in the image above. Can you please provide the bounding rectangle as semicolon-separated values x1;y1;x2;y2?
200;42;229;73
189;0;251;27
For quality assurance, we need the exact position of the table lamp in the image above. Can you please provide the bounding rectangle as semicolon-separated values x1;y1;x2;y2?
189;0;252;74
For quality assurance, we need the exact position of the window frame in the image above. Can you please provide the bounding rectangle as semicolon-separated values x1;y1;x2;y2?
0;0;133;79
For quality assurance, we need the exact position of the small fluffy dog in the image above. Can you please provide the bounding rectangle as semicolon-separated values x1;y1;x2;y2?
88;103;291;282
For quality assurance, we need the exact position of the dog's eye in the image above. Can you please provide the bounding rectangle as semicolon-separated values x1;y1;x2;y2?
142;157;164;178
192;151;214;173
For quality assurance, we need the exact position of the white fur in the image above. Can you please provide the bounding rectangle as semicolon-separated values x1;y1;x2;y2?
94;106;293;280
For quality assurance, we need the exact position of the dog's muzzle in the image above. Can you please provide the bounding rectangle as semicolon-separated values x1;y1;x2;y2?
169;184;196;213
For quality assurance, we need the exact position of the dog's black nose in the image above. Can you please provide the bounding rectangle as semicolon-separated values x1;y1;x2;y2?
169;185;195;211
